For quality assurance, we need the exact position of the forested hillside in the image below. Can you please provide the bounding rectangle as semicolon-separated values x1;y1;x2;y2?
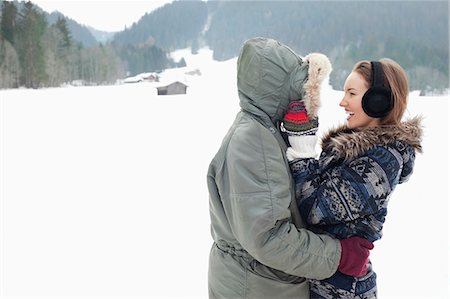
112;0;207;51
1;0;448;93
118;0;447;93
110;0;207;75
47;11;98;47
204;1;448;92
0;1;125;88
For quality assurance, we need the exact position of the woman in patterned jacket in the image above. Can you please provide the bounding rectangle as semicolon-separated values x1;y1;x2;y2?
282;58;423;299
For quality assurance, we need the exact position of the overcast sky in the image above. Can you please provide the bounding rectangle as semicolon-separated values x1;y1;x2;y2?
32;0;173;32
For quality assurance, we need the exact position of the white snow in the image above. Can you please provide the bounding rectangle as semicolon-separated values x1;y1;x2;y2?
0;48;448;299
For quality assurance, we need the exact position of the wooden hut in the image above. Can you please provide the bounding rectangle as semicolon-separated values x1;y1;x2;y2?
156;81;188;95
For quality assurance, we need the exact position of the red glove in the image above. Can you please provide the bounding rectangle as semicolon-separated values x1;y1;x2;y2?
338;237;374;278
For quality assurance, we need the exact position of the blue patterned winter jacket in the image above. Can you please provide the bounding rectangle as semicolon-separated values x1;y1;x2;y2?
290;118;423;242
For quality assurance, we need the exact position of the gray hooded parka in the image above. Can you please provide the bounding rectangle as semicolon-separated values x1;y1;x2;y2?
207;38;341;299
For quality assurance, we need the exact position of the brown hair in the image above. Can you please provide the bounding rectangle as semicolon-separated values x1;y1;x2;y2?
352;58;409;125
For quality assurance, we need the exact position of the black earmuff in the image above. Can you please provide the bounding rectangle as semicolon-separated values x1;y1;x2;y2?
361;61;393;118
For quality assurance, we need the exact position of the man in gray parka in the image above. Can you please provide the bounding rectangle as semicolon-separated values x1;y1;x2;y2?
207;38;373;298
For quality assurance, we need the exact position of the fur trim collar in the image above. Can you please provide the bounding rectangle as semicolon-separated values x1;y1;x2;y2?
321;117;423;161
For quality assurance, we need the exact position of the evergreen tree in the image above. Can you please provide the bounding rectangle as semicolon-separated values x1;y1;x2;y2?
1;1;17;44
0;38;20;88
55;17;71;49
177;57;186;68
45;18;71;86
16;1;48;88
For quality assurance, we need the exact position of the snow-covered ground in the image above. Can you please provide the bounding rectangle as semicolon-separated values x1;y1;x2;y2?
1;48;448;298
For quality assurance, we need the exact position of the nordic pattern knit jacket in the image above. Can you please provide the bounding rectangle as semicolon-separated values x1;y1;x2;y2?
289;118;423;298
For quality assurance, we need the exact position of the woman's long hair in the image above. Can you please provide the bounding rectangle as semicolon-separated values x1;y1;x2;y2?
353;59;409;125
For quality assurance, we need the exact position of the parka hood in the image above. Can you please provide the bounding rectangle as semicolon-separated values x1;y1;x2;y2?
237;37;331;125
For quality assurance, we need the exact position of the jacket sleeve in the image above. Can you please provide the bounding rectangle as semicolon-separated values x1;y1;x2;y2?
216;119;341;280
290;145;403;226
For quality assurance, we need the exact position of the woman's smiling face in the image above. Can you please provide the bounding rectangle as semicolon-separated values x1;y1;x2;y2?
340;71;380;129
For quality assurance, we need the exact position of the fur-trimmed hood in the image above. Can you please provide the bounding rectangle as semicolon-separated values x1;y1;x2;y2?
237;38;331;124
321;116;423;161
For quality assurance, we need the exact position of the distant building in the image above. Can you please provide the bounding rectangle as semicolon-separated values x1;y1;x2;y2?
156;81;188;95
124;73;159;84
143;74;159;82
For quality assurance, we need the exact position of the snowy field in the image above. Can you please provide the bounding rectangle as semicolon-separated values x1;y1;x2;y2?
1;49;449;299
